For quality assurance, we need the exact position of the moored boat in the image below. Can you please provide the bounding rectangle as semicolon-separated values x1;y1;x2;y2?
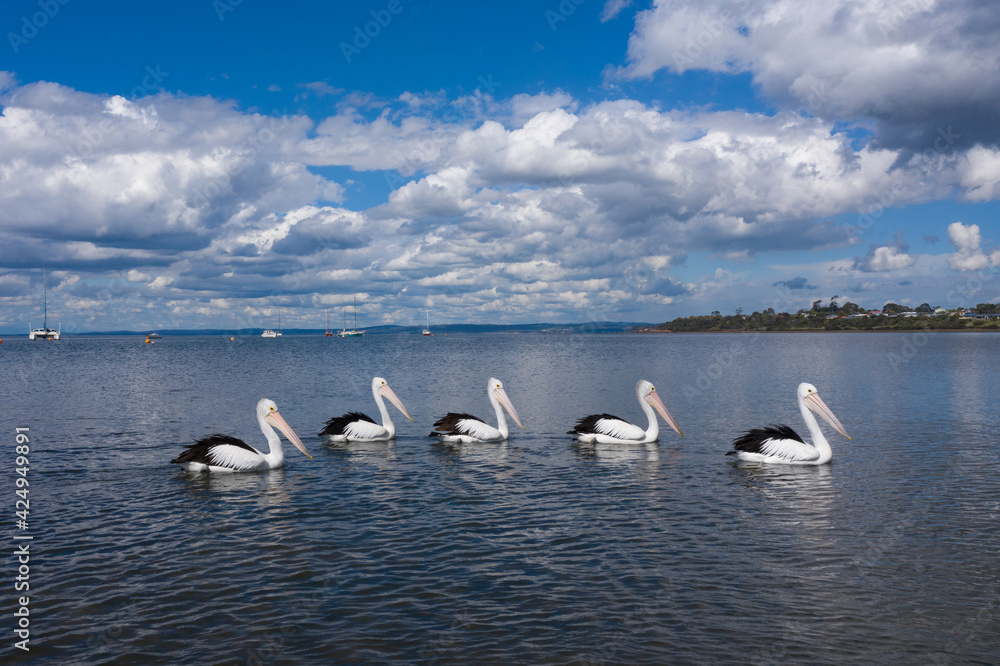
29;268;60;340
339;296;365;337
262;311;282;338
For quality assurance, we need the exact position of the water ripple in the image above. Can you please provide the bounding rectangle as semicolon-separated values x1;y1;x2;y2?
3;333;999;663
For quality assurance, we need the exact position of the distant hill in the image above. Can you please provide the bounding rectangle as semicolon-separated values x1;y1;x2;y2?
3;321;651;336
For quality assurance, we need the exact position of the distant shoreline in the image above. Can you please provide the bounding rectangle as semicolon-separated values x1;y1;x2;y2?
4;327;999;338
0;324;644;337
647;310;1000;334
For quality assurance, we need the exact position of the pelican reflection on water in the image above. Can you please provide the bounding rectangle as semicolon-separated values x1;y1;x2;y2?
572;439;662;464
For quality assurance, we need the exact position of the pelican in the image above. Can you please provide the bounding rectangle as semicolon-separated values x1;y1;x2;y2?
727;382;851;464
171;398;312;472
319;377;414;442
429;377;525;443
568;379;683;444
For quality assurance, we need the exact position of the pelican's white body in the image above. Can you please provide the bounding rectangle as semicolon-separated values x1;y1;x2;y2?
436;417;507;444
576;420;651;444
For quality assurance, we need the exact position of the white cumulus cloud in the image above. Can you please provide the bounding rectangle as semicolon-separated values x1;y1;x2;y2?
947;222;1000;271
853;231;916;272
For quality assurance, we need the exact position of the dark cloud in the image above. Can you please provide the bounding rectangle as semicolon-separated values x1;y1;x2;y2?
271;228;368;255
772;276;816;290
642;275;690;298
923;234;940;244
0;273;29;297
0;237;175;272
619;0;1000;151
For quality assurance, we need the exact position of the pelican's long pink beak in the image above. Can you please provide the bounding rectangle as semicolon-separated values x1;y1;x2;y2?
266;410;313;459
379;384;414;422
645;391;684;437
494;387;525;430
805;393;850;440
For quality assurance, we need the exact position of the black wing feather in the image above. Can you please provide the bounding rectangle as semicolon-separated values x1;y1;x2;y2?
171;434;256;464
429;412;482;437
727;423;804;455
567;413;626;435
319;411;377;436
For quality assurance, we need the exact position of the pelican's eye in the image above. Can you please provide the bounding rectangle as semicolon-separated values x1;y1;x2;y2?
270;406;276;411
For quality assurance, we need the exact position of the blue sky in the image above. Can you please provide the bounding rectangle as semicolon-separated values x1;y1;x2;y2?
2;0;999;332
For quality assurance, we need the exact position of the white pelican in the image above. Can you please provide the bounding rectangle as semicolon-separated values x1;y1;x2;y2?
727;382;851;464
318;377;414;442
430;377;525;443
568;379;684;444
171;398;312;472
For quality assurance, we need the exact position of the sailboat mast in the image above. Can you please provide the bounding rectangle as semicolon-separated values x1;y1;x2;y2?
354;295;358;330
43;267;47;329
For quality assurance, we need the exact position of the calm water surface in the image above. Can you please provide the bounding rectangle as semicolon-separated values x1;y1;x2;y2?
1;332;998;664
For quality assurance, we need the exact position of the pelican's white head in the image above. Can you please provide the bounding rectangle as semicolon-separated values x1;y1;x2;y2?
489;377;524;430
372;376;414;421
636;379;683;437
797;383;850;440
257;398;313;459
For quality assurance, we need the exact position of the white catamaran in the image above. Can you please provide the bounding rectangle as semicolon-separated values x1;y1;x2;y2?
29;268;60;340
422;310;431;336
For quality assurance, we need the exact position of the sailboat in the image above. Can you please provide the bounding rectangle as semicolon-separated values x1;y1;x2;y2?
28;268;60;340
325;309;333;337
422;310;431;336
261;310;282;338
338;297;365;338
